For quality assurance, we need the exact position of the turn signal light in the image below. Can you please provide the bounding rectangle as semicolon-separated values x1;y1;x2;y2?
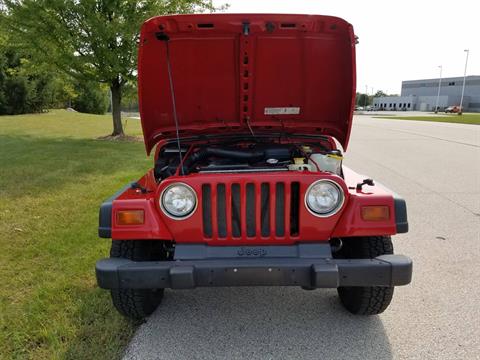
361;206;390;221
117;210;144;225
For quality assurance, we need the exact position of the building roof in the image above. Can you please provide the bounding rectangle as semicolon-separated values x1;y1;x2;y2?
402;75;480;84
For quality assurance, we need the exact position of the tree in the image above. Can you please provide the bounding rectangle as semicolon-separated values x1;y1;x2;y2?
0;35;67;115
374;90;388;98
356;93;370;107
72;81;109;114
1;0;223;136
120;82;140;112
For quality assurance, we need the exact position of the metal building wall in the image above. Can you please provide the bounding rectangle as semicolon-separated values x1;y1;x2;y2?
371;76;479;112
400;76;480;111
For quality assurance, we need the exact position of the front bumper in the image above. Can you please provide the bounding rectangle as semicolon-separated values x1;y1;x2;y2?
96;254;412;290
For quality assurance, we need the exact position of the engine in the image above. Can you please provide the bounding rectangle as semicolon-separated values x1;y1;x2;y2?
154;141;342;180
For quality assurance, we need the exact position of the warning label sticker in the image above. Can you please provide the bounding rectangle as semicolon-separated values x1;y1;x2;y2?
264;107;300;115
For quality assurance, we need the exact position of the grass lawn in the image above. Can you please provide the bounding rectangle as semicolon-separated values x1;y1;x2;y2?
0;110;150;359
374;113;480;125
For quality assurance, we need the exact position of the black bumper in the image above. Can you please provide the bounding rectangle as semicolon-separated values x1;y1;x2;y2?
96;254;412;290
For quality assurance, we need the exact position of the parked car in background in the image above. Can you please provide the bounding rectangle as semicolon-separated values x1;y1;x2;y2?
445;106;461;113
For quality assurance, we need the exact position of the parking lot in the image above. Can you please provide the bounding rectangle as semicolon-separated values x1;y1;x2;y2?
123;115;480;360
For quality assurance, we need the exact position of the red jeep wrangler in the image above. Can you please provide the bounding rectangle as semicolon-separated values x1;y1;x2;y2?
96;14;412;320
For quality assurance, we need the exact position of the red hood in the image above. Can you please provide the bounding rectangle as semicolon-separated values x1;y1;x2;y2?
138;14;356;154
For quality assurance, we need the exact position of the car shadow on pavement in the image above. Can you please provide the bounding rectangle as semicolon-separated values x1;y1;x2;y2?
123;287;393;360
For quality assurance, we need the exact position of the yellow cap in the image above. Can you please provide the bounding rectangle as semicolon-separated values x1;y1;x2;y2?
301;146;312;154
327;154;343;160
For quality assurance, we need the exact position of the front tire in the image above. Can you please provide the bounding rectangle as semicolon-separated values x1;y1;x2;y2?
109;240;170;320
335;236;395;315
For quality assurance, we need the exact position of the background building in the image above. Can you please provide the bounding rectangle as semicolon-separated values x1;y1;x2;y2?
373;75;480;112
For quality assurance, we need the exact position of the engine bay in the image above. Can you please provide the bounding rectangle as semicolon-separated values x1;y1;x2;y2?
154;139;343;181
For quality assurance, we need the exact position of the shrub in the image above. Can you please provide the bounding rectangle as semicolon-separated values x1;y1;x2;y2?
72;82;109;114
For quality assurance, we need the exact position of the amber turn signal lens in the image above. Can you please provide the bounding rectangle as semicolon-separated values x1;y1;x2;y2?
117;210;144;225
361;206;390;221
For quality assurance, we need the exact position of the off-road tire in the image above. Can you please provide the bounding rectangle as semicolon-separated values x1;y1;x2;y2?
335;236;394;315
110;240;167;320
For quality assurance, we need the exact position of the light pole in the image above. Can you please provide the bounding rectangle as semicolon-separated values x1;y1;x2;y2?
434;65;442;113
364;85;368;109
459;49;469;115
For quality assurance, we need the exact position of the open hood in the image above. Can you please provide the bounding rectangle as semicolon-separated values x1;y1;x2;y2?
138;14;356;154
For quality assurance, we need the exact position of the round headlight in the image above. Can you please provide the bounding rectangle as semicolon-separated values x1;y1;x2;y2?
161;183;197;219
305;180;344;216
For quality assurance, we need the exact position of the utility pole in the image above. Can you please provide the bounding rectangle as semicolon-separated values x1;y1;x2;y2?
434;65;442;114
459;49;469;115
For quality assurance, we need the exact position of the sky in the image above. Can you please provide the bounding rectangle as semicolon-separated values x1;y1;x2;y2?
212;0;479;95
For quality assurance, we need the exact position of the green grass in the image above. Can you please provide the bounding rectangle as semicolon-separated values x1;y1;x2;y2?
0;110;150;359
374;113;480;125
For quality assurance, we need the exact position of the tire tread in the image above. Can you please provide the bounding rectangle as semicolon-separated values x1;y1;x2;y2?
336;236;395;315
109;240;165;320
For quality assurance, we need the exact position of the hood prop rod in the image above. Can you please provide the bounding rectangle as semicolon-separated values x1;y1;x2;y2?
158;32;185;175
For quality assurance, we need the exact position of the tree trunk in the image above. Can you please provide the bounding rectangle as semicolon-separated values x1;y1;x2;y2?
110;78;124;136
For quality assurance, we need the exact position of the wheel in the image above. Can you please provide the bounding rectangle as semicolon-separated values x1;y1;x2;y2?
109;240;171;320
334;236;394;315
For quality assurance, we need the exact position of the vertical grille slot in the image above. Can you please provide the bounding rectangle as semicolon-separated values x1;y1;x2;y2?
275;183;285;236
217;184;227;238
261;183;270;237
231;183;241;237
201;180;299;240
290;182;300;236
202;184;212;237
246;183;256;237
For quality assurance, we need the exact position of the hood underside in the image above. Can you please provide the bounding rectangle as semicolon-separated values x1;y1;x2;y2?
138;14;356;154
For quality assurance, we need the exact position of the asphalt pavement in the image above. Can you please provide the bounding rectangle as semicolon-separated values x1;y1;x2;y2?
123;115;480;360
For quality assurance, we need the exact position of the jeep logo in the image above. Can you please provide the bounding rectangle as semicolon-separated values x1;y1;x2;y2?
237;247;267;257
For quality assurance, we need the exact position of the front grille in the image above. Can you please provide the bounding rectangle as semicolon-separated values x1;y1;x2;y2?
202;181;300;240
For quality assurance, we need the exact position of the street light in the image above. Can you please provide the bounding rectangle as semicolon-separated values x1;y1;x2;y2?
459;49;469;115
434;65;442;114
